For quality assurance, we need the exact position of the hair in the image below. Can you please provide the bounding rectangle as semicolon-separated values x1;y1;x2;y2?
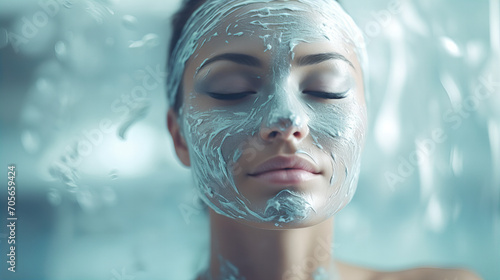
167;0;342;115
168;0;207;115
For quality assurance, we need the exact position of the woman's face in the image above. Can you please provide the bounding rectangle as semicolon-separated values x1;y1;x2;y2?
171;0;367;229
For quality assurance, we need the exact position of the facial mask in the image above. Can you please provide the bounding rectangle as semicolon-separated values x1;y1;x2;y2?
167;0;368;227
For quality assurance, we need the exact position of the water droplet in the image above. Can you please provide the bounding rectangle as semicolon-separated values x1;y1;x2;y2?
47;188;62;206
21;130;40;154
466;41;486;66
85;1;113;24
63;0;73;9
65;182;78;192
375;108;401;155
450;146;463;176
109;169;119;180
117;102;151;140
55;41;67;60
0;28;8;49
424;195;446;233
105;6;114;15
49;162;79;192
128;40;144;49
36;78;52;94
440;72;462;110
76;188;95;211
122;15;138;29
439;36;462;57
142;33;159;48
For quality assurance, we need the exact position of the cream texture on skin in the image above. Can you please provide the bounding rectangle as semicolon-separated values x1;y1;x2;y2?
167;0;368;227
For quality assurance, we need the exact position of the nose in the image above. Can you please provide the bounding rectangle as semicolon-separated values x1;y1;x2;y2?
260;111;310;142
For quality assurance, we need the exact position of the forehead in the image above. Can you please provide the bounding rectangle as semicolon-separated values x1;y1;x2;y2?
188;0;354;65
201;2;348;43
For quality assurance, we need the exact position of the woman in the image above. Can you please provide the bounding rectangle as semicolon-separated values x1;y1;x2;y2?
166;0;482;279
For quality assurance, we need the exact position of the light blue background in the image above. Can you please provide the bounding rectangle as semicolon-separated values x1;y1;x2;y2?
0;0;499;279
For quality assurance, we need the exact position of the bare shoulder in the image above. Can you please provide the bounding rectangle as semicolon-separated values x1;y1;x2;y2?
334;260;482;280
374;266;483;280
333;259;382;280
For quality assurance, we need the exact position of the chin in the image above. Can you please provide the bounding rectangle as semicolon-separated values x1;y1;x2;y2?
203;180;355;228
233;210;335;230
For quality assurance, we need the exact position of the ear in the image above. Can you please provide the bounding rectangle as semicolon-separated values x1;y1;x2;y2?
167;109;191;167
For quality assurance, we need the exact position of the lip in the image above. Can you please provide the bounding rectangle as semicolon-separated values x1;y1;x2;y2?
248;155;321;185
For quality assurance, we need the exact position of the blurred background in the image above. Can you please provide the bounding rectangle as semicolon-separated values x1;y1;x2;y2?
0;0;498;279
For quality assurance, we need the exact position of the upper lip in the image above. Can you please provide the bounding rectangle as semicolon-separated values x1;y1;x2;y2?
249;155;321;176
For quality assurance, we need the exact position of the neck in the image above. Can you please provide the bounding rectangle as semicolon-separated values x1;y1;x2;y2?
204;209;337;280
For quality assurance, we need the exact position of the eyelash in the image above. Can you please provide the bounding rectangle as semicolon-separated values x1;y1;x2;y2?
303;90;350;99
206;90;350;100
206;92;256;100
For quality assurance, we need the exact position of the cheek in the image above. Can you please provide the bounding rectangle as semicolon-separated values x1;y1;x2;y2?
309;100;366;146
181;106;256;178
308;99;366;188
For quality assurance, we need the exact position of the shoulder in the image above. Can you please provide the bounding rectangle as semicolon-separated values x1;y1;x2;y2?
334;260;482;280
334;259;381;280
376;267;483;280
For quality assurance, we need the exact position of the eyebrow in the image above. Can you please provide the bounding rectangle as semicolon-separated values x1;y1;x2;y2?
297;52;355;69
197;53;262;72
196;51;355;73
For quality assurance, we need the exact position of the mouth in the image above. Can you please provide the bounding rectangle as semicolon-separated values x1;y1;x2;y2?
249;168;320;185
248;155;321;185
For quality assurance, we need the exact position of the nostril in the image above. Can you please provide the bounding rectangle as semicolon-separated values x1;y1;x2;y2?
293;131;301;137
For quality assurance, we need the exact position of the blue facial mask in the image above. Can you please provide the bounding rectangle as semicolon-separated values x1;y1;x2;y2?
167;0;368;227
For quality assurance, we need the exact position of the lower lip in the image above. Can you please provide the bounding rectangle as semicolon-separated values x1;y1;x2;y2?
249;169;319;185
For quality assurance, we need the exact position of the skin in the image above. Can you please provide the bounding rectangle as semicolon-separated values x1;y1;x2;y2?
166;1;483;279
169;0;368;229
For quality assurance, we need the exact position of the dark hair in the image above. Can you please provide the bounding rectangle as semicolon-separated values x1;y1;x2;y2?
167;0;341;114
168;0;207;115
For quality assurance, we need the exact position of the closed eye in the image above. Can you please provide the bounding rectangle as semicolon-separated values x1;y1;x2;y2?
303;90;350;99
206;91;256;100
